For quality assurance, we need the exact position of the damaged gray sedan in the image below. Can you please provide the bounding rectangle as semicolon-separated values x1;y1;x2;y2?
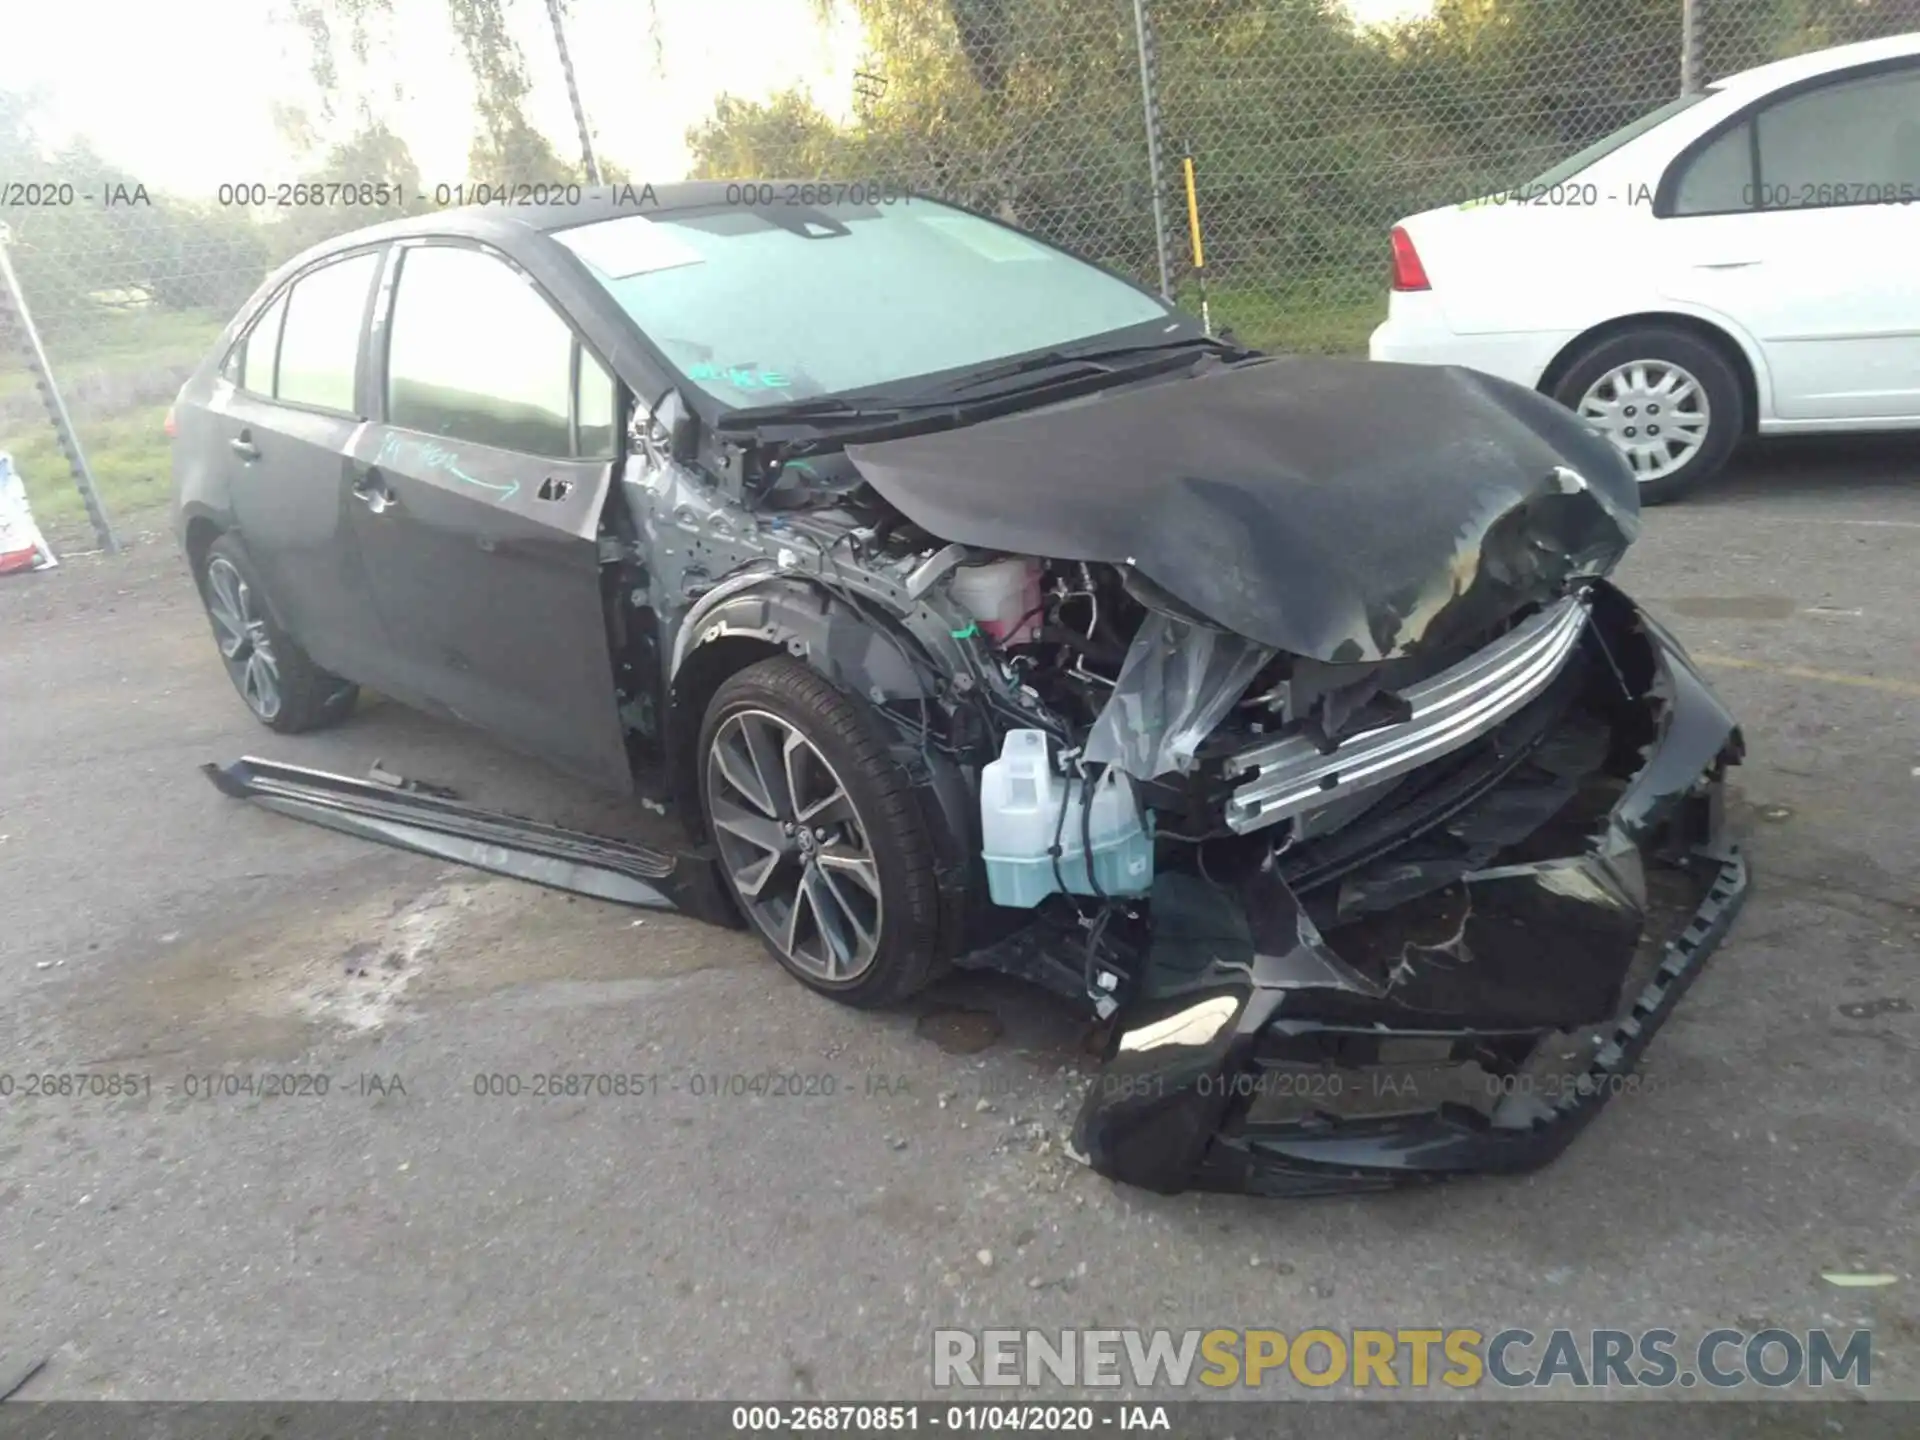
170;185;1748;1197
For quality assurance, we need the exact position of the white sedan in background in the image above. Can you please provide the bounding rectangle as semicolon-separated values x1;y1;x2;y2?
1371;31;1920;502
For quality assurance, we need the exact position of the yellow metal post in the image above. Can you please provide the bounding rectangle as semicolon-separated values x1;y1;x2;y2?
1182;155;1211;336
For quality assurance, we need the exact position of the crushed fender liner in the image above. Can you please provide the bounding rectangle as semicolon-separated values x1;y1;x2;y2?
1067;586;1752;1196
202;757;736;924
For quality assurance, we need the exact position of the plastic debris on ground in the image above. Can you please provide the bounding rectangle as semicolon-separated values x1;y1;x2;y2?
0;452;58;575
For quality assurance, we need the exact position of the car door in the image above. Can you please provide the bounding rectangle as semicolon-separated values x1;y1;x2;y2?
1654;59;1920;422
348;238;633;792
214;247;403;688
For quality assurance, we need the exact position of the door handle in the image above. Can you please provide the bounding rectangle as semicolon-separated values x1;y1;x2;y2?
352;469;400;516
1693;259;1761;270
229;435;260;461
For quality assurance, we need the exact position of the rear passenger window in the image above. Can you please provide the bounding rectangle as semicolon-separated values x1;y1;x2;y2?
386;245;604;459
276;251;380;413
1668;65;1920;216
239;292;287;395
1754;66;1920;207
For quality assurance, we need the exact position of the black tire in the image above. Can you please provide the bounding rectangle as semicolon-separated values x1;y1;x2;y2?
699;656;946;1007
1549;326;1744;505
195;533;358;733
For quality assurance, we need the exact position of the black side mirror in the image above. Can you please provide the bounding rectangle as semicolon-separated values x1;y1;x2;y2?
635;388;700;465
667;402;698;464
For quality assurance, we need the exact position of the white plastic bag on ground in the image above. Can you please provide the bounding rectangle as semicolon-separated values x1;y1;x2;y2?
0;450;58;573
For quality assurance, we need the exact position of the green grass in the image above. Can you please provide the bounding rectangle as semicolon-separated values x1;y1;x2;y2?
0;305;222;545
2;403;173;543
1173;272;1386;356
0;306;225;402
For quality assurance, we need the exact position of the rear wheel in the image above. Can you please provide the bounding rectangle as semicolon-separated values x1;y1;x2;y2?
196;533;358;732
1550;327;1744;505
699;657;945;1007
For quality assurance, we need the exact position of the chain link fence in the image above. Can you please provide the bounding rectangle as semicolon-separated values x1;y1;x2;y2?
3;0;1916;552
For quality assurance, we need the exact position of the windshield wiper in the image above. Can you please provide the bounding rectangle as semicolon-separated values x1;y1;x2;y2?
711;394;924;432
913;349;1100;397
712;335;1237;438
902;334;1233;402
1063;333;1241;363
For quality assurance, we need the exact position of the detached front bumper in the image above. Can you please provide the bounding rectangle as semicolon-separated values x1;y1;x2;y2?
1070;585;1750;1196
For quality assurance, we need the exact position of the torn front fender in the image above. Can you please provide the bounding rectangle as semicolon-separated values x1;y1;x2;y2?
667;571;933;707
1070;590;1750;1196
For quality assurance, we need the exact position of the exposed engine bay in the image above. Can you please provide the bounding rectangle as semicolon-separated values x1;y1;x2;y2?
582;357;1749;1196
629;359;1743;1198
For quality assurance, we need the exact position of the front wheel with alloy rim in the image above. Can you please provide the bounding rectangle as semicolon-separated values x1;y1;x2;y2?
196;533;358;732
699;656;946;1007
1550;326;1744;505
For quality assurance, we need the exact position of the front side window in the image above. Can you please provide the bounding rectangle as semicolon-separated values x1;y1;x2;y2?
385;245;587;459
237;291;287;395
577;349;617;458
552;199;1176;408
276;251;380;412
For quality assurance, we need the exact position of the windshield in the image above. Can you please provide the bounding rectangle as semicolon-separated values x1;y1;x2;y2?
1524;91;1711;189
553;199;1180;409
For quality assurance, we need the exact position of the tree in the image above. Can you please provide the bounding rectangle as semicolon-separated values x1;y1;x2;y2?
448;0;586;182
267;116;433;262
0;90;269;332
690;0;1391;279
279;0;658;184
691;0;1166;270
685;0;1920;280
686;92;849;178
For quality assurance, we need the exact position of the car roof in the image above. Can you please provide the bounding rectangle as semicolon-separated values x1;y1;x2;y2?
269;180;928;287
293;181;904;254
503;180;872;232
1710;29;1919;96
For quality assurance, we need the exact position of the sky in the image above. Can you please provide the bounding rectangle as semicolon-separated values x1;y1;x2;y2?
1;0;1433;198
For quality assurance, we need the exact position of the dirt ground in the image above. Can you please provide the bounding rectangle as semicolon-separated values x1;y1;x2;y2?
1;436;1915;1402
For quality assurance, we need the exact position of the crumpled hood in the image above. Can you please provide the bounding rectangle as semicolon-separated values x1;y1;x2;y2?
846;357;1641;663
